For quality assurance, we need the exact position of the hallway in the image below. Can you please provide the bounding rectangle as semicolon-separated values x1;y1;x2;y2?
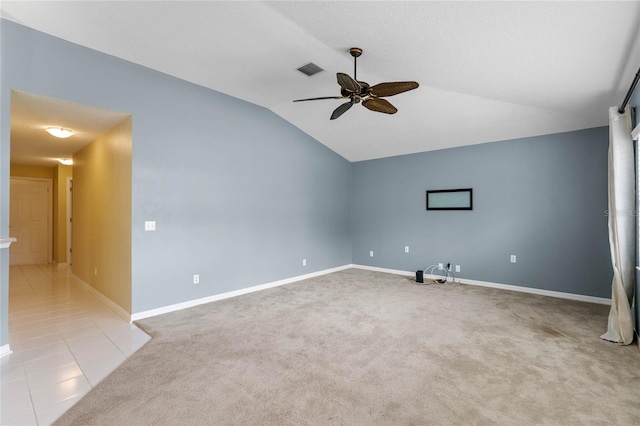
1;264;149;425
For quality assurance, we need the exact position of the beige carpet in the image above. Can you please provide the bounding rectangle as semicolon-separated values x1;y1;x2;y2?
55;269;640;425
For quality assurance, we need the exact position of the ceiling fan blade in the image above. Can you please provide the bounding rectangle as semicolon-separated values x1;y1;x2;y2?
369;81;419;97
293;96;346;102
336;72;361;93
330;100;355;120
362;98;398;115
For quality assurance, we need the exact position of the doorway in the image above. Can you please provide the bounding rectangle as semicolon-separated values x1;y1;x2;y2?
9;90;132;303
9;177;52;265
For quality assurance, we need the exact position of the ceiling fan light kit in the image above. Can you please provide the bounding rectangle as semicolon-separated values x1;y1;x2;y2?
293;47;419;120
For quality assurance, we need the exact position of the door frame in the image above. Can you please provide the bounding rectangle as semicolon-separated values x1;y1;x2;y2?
9;177;53;264
66;177;73;266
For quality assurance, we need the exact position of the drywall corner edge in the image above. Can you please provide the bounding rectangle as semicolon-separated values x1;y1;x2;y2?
0;344;12;358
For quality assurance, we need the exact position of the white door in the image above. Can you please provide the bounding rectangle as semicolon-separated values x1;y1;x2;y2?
10;178;52;265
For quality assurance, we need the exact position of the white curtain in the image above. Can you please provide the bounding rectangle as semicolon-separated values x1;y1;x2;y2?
601;106;635;345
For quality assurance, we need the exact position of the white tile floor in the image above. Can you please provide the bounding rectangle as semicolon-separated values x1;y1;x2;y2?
1;264;150;425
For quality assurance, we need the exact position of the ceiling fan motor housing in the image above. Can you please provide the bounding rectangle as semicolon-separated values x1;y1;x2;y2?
349;47;363;57
341;83;370;98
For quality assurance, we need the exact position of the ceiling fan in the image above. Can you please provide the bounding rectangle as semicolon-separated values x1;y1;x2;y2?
293;47;419;120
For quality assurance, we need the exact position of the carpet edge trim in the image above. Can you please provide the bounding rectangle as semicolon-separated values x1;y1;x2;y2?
131;264;353;321
351;264;612;305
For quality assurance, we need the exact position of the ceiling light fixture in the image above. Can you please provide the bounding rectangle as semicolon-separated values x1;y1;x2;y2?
46;127;74;138
58;158;73;166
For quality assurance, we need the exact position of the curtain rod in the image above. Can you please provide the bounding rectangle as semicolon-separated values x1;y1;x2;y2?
618;65;640;114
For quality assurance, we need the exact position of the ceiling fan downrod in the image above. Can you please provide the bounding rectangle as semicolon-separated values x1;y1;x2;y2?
350;47;362;81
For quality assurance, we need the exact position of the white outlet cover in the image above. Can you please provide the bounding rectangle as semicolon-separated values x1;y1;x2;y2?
455;265;461;272
193;274;199;284
438;263;443;269
405;246;409;253
369;251;374;257
510;255;517;263
145;221;156;231
303;259;307;266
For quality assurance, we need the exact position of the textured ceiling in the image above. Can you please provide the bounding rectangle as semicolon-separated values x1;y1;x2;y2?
2;1;640;162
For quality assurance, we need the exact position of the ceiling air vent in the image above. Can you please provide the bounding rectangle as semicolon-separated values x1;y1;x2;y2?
297;62;324;77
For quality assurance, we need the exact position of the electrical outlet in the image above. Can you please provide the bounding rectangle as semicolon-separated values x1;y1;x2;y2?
438;263;443;270
302;259;307;266
455;265;461;272
193;274;199;284
510;255;517;263
404;246;409;253
370;251;374;257
145;221;156;231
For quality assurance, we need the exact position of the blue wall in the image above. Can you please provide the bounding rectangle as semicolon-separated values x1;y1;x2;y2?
0;20;351;345
0;19;621;349
351;128;612;298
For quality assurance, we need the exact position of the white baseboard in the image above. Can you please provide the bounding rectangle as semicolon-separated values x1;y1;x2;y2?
71;274;132;323
350;264;415;277
460;277;611;305
352;264;612;305
105;262;612;323
0;344;12;358
131;264;353;322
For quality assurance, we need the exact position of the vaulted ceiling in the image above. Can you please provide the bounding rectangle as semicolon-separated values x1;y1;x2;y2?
2;1;639;162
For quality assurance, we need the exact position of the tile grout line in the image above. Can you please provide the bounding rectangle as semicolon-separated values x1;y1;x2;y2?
5;265;145;424
21;266;42;426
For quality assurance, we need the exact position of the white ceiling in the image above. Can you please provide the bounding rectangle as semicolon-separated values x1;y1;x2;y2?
2;1;640;162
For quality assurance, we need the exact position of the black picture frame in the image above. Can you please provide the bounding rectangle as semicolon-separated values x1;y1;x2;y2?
426;188;473;210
